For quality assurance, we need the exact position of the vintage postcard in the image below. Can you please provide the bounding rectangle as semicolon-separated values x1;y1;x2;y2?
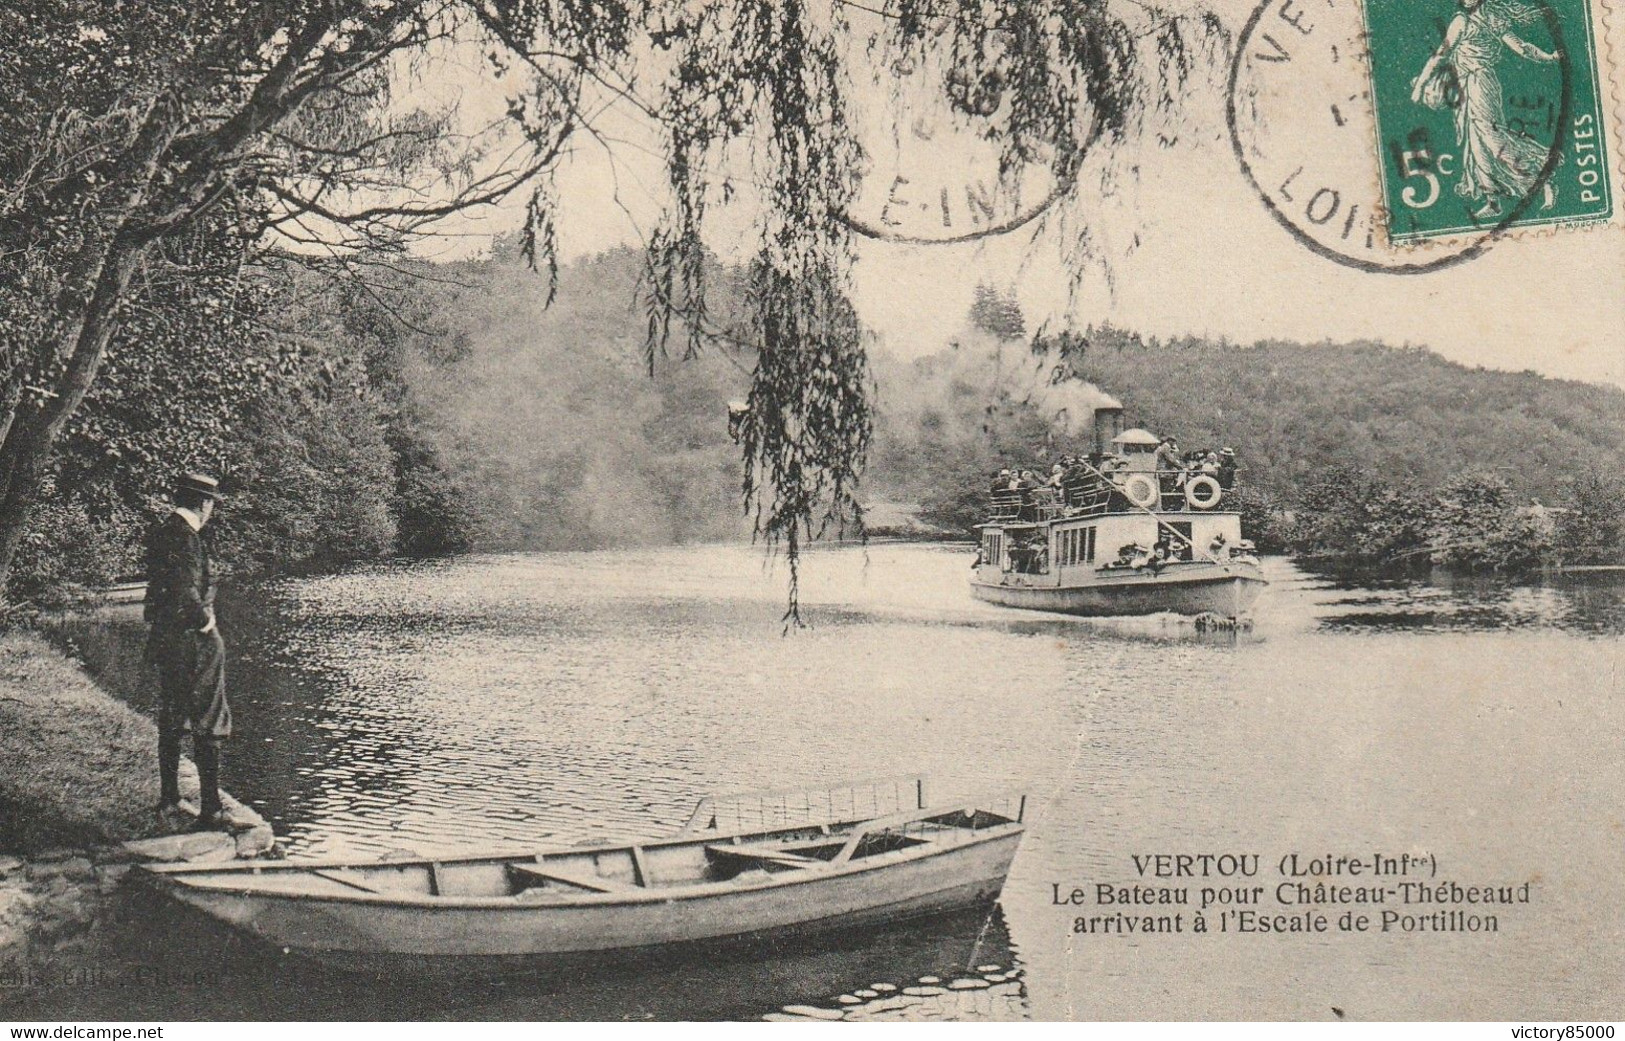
1;0;1621;1029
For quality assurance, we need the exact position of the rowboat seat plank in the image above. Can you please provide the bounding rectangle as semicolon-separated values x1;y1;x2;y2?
508;863;637;894
309;869;384;894
705;842;825;869
628;845;651;887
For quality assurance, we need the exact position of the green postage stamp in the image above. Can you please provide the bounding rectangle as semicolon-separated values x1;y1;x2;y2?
1361;0;1613;240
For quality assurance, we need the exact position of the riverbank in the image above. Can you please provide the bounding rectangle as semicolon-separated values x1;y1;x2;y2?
858;501;963;542
0;633;161;852
0;632;274;973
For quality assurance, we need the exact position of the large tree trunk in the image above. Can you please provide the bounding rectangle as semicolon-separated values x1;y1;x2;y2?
0;97;178;598
0;238;152;594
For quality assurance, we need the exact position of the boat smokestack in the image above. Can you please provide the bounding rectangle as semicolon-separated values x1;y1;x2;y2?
1092;405;1124;456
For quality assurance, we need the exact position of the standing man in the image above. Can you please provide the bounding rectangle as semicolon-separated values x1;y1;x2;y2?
1154;435;1183;508
1153;435;1182;477
143;472;231;829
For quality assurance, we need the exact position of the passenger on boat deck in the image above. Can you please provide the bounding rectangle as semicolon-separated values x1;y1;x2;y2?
992;468;1013;493
1062;457;1092;504
1154;436;1182;476
1008;535;1044;573
1048;463;1065;488
1011;470;1039;520
1199;451;1221;477
1218;449;1238;490
1031;473;1060;507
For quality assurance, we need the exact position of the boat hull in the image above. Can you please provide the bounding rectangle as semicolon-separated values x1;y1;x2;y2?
971;563;1265;618
136;826;1022;974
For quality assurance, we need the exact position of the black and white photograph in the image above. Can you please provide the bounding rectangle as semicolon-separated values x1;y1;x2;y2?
0;0;1622;1027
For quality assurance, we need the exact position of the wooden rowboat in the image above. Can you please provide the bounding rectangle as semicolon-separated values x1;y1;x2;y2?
134;778;1026;973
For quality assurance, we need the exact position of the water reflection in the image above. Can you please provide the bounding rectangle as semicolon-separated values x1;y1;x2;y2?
1301;567;1625;635
10;892;1023;1022
34;545;1625;1020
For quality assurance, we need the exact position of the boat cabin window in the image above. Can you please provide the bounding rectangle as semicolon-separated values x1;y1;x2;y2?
1165;522;1194;562
982;531;1004;567
1056;526;1097;566
1006;532;1048;574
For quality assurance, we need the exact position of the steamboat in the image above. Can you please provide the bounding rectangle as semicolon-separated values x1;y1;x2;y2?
971;406;1266;619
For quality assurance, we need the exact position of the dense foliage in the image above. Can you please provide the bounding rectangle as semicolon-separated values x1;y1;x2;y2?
968;283;1027;342
398;247;749;551
10;247;755;600
5;252;460;599
17;241;1625;597
861;323;1625;574
868;340;1067;533
1554;470;1625;566
1048;326;1625;505
1;0;1219;615
10;210;283;597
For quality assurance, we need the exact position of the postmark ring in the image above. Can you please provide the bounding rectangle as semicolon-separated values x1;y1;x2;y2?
839;64;1106;246
1225;0;1573;275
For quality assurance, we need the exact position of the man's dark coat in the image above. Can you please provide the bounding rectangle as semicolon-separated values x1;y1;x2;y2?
143;512;231;738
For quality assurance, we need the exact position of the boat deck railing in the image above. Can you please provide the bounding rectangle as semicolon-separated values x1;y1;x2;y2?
989;489;1111;523
679;775;929;836
989;470;1238;523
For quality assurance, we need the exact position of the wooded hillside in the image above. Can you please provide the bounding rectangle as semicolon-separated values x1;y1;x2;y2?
1048;326;1625;505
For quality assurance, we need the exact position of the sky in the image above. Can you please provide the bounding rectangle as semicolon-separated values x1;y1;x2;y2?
400;0;1625;388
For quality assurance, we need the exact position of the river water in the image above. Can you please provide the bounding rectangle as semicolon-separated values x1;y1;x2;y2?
15;544;1625;1020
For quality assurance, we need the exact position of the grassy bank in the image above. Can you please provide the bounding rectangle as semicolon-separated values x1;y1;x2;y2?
0;633;160;853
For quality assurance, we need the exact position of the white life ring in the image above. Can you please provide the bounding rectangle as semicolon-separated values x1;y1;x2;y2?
1121;473;1159;509
1184;475;1223;510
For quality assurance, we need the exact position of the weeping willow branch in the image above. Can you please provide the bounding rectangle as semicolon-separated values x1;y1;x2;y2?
1;0;1224;609
740;260;872;626
641;0;874;624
